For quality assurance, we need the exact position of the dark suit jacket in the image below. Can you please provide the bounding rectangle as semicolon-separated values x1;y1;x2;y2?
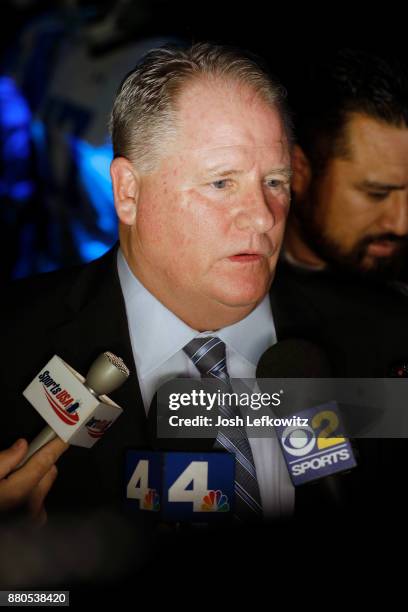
1;246;408;525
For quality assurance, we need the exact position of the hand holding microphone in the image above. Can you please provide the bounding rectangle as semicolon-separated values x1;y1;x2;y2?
0;351;129;525
0;437;68;525
17;351;130;468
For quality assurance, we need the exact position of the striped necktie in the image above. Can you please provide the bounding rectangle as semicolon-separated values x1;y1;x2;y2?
183;336;263;520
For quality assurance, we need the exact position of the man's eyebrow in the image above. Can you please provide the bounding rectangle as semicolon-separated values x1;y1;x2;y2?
203;166;292;178
265;167;292;179
204;167;242;178
358;180;407;191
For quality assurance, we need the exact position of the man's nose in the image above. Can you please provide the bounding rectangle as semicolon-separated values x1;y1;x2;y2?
234;187;276;234
380;194;408;236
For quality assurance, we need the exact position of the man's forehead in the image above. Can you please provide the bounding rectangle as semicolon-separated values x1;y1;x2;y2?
347;113;408;154
176;78;284;135
174;143;290;174
186;144;288;154
163;138;290;178
177;75;272;108
335;117;408;178
162;80;290;171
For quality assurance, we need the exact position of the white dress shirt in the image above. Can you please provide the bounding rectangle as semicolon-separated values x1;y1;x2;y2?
117;248;295;518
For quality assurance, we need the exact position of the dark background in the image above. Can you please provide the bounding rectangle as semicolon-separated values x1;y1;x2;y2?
1;0;406;283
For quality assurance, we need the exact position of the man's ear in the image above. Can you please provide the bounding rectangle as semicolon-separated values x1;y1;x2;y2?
110;157;140;226
291;144;312;199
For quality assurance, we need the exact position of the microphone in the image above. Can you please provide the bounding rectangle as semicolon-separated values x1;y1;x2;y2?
256;338;332;379
126;378;235;522
256;338;333;417
17;352;129;468
147;378;219;452
255;339;357;500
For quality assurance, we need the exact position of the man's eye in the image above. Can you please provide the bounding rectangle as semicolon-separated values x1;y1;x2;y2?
266;179;283;189
212;179;229;189
368;191;389;201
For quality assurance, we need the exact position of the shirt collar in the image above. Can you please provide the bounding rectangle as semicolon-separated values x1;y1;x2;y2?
117;248;276;376
217;294;276;365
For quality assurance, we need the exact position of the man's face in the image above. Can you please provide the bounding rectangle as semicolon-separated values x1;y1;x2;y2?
295;114;408;279
130;80;291;314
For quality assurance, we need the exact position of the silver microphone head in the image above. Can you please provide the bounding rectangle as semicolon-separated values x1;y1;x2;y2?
85;352;130;397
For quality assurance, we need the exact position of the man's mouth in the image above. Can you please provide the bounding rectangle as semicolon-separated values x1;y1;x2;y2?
366;240;401;257
227;253;264;263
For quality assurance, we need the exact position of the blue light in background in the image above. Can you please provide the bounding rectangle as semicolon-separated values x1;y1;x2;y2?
70;136;116;234
0;76;31;131
69;136;117;261
0;75;34;201
30;118;47;155
1;80;118;274
70;219;113;262
10;180;34;201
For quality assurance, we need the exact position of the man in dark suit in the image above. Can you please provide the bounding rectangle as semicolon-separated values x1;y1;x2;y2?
0;42;299;588
3;40;408;518
2;45;408;593
1;38;294;509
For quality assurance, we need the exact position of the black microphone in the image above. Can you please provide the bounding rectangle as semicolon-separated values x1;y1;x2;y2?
256;338;332;379
257;338;383;430
256;338;332;417
256;339;356;510
147;379;218;452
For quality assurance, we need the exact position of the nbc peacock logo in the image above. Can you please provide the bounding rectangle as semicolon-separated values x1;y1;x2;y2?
85;417;113;439
142;489;160;511
201;490;230;512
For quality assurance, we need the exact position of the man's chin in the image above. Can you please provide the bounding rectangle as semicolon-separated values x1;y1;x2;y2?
203;268;273;310
360;255;386;272
333;254;404;282
212;284;270;309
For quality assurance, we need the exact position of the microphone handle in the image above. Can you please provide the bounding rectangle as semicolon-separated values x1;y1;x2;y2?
15;426;57;470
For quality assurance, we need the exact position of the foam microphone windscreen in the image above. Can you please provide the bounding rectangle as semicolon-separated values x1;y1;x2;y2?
256;338;332;417
256;338;332;379
147;386;216;453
